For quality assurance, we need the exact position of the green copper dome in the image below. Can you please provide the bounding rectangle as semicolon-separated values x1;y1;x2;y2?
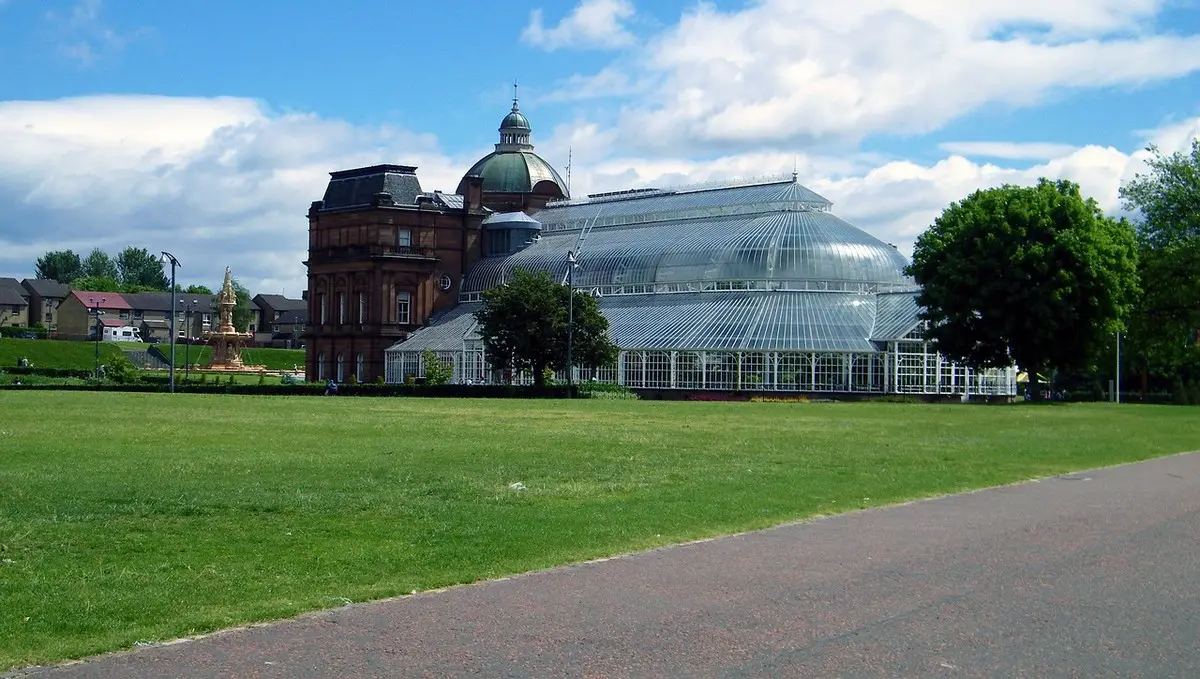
460;97;569;199
464;151;569;196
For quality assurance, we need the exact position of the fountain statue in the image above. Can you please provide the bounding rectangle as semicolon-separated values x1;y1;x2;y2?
203;266;256;371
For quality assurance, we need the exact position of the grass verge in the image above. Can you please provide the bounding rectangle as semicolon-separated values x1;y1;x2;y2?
1;393;1197;670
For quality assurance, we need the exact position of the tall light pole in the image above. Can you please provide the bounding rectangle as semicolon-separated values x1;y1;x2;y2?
566;250;576;388
181;298;198;385
89;297;106;377
1115;330;1121;404
159;252;181;393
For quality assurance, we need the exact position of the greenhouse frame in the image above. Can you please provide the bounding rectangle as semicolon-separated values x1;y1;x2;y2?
385;176;1017;397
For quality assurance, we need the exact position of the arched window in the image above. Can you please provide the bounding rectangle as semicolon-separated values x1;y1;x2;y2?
317;352;326;380
336;353;344;382
319;294;327;325
358;292;366;324
356;353;364;382
338;293;346;325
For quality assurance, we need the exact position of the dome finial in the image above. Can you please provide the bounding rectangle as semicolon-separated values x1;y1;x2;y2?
512;80;519;111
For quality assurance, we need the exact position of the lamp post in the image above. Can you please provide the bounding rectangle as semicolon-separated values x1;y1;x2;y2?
181;298;198;385
1115;330;1121;404
159;252;181;393
88;297;106;377
566;250;577;388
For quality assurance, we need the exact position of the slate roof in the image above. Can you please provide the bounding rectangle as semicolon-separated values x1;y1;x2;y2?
254;294;307;312
0;286;29;306
320;165;425;211
124;292;217;313
69;291;131;310
273;309;308;325
21;279;70;298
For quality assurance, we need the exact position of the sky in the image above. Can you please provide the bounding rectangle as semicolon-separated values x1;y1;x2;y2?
1;0;1199;295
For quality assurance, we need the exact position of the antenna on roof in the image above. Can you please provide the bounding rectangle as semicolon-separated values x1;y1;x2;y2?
512;80;519;110
792;155;798;182
566;146;572;194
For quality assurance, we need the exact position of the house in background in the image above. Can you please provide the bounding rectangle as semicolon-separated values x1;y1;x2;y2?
267;308;307;349
21;279;70;331
123;292;216;342
56;292;133;340
252;294;307;345
0;278;29;327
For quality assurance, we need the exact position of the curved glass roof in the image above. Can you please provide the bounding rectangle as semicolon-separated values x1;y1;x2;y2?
464;206;913;293
388;290;918;354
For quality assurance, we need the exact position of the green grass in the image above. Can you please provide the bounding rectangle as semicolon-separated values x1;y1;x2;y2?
0;339;304;373
1;394;1197;670
0;338;122;371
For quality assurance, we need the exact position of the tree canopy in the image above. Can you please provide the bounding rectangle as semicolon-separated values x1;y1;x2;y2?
473;268;618;386
907;179;1140;397
1118;140;1200;383
116;247;169;290
34;250;83;283
82;248;119;281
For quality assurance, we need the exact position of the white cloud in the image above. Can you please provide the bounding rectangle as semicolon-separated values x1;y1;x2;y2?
936;141;1081;161
2;94;1196;296
541;0;1200;150
522;0;636;51
45;0;149;67
0;96;468;294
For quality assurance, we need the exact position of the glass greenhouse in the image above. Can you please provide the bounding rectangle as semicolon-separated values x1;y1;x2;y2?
385;176;1017;396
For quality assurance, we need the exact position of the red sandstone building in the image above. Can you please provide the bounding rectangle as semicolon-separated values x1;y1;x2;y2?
304;98;568;382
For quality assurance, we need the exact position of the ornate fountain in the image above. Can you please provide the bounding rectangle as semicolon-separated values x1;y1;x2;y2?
203;266;257;371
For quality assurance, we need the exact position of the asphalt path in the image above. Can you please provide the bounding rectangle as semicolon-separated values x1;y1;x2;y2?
13;452;1200;678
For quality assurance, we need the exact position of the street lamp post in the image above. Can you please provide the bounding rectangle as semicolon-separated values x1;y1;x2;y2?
181;298;198;385
159;252;181;393
1115;331;1121;404
89;297;106;377
566;250;577;388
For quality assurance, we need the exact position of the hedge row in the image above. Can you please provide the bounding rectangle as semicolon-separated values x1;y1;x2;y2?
0;383;579;399
0;326;49;338
4;366;94;378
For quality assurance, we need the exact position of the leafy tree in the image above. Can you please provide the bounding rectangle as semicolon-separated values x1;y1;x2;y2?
69;275;121;292
474;268;618;386
907;179;1140;399
1119;140;1200;388
82;248;119;280
116;247;169;290
184;284;213;295
34;250;83;283
421;349;454;385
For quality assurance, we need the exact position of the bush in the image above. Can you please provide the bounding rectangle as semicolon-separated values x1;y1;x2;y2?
421;350;453;386
103;354;139;384
280;373;298;385
578;382;639;400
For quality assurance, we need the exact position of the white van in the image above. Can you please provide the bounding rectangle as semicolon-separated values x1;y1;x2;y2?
103;326;143;343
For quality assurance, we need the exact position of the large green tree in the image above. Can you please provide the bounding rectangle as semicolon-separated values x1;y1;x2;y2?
907;179;1140;398
1118;140;1200;386
68;275;121;292
474;268;618;386
34;250;83;283
116;247;169;290
81;248;119;280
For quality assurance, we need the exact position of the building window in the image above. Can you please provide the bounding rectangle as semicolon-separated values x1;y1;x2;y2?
397;228;412;248
44;312;53;323
396;291;411;325
358;292;365;324
320;294;327;325
336;353;344;382
338;293;346;325
317;352;326;380
120;310;130;320
356;353;364;382
273;324;280;333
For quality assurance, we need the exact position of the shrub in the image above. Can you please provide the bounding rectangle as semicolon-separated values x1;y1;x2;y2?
577;382;638;400
280;373;298;385
421;350;453;386
103;354;139;384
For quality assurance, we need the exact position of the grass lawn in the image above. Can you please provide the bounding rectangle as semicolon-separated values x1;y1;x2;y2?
0;338;122;371
1;393;1198;670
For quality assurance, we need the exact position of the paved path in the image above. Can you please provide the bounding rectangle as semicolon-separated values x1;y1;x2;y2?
15;453;1200;678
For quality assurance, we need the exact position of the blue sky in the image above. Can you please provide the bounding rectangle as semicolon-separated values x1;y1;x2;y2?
1;0;1199;293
